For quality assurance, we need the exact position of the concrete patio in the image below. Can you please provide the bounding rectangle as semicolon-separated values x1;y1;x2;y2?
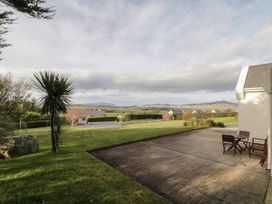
92;128;270;204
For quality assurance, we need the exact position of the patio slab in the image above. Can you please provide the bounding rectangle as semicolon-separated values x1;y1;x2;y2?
92;128;270;204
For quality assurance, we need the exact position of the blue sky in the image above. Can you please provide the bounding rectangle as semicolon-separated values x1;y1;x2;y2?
1;0;272;105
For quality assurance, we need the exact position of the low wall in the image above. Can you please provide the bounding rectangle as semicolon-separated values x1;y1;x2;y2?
0;135;38;159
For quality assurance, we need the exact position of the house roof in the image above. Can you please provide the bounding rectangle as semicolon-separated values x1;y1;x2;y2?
236;63;272;100
192;109;205;114
68;109;106;118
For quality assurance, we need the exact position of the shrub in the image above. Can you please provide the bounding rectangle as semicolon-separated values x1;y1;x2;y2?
174;114;183;120
199;120;206;127
204;119;216;127
87;117;117;123
123;114;162;121
183;122;187;127
203;119;225;128
25;120;51;128
25;112;49;121
215;122;225;128
0;127;8;137
25;111;41;119
0;118;17;136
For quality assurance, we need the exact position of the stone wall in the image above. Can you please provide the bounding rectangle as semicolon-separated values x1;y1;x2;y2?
0;135;38;159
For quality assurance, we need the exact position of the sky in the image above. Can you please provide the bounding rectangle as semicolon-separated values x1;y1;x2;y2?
1;0;272;105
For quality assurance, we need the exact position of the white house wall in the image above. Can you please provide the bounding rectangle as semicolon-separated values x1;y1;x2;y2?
238;92;269;141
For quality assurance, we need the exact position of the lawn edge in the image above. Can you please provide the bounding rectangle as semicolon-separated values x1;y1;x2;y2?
87;127;206;154
87;127;207;204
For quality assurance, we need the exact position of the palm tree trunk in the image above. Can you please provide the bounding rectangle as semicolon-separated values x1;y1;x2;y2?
51;110;57;153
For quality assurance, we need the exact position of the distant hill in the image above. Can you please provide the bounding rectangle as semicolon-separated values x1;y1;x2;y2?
73;101;237;112
183;100;237;106
141;101;237;111
74;102;115;107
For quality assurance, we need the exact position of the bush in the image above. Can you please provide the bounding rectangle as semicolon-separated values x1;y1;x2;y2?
25;112;49;121
25;120;51;128
0;119;17;136
215;122;225;128
123;114;162;121
203;119;225;128
183;122;188;127
0;127;8;137
87;117;117;123
204;119;216;127
25;111;41;119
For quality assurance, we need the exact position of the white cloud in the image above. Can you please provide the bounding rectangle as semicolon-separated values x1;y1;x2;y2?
1;0;272;105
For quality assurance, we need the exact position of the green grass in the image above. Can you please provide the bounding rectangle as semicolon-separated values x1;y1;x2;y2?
0;124;194;204
125;117;237;128
213;116;237;124
126;120;185;128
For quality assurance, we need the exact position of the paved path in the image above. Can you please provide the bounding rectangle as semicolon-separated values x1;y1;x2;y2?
92;128;269;204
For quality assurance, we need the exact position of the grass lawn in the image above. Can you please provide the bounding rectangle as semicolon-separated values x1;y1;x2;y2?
0;125;194;204
126;120;185;128
213;116;237;124
125;117;237;128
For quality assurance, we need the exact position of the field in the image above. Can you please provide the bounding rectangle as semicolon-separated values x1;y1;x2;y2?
0;117;236;203
212;116;237;124
0;124;195;204
126;116;237;128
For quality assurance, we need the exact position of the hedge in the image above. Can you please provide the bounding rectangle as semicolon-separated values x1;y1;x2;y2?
87;117;117;123
25;112;50;121
0;121;18;131
124;114;162;121
25;120;51;128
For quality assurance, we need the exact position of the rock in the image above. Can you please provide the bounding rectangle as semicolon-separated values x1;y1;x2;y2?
0;135;38;159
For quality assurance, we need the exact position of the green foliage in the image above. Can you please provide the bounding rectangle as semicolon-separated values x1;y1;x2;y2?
54;117;68;150
0;127;8;137
203;119;225;128
88;116;117;123
33;72;73;115
123;114;162;121
25;111;49;121
215;122;225;128
25;111;41;119
204;119;216;127
0;126;192;203
173;114;183;120
0;117;16;136
0;73;32;122
213;116;237;124
0;0;55;19
0;0;55;56
33;71;73;152
25;120;50;128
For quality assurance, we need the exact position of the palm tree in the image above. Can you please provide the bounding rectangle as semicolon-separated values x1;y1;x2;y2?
33;71;73;153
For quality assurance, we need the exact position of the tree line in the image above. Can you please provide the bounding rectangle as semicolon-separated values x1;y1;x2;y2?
0;72;73;153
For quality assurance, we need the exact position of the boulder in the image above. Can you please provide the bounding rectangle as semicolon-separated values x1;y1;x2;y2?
0;135;38;159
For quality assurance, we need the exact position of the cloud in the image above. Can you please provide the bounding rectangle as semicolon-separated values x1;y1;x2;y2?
1;0;272;104
71;61;239;93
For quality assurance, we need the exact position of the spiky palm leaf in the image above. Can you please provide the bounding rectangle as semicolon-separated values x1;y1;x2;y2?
32;71;72;152
33;71;72;114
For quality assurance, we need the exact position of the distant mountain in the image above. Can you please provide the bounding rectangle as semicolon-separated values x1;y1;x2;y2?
183;100;237;106
141;101;237;111
74;102;115;107
73;101;237;112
